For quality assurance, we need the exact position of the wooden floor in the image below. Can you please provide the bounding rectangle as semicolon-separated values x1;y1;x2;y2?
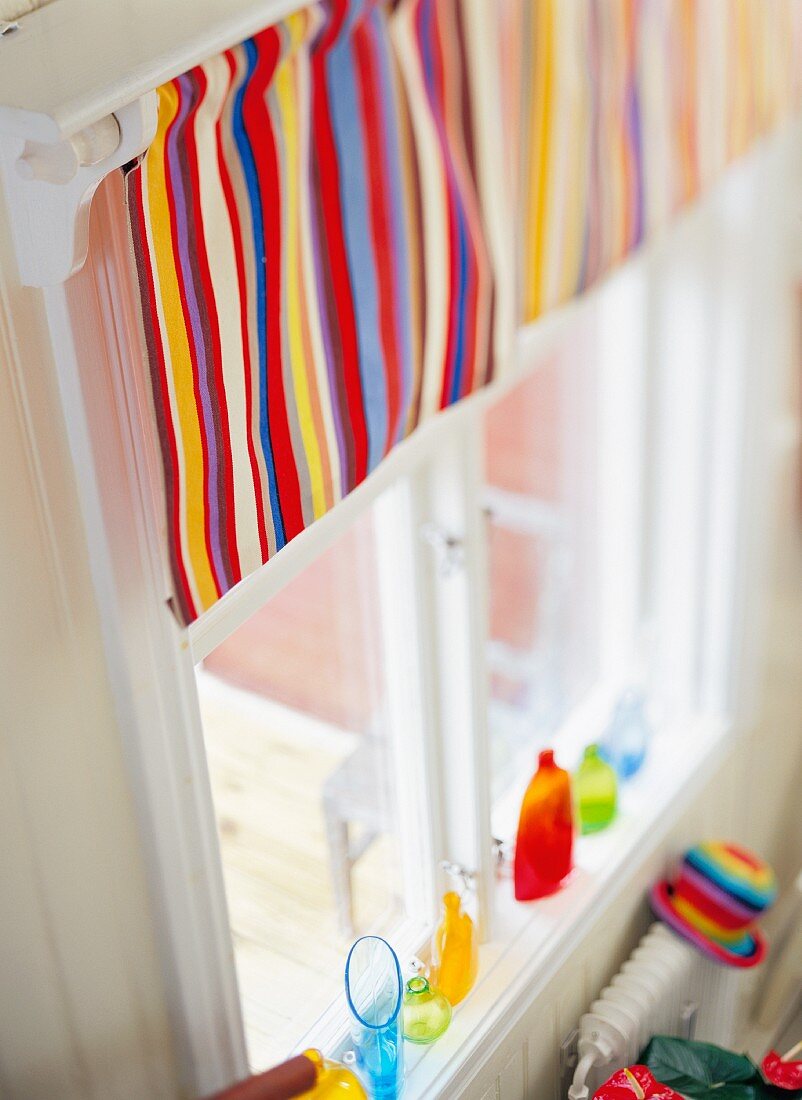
198;672;401;1071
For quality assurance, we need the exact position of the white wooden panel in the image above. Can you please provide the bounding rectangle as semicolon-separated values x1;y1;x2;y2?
554;959;588;1057
497;1046;527;1100
525;993;559;1100
583;913;632;1009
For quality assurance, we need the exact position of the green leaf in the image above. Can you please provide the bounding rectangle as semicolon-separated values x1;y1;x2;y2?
641;1036;762;1100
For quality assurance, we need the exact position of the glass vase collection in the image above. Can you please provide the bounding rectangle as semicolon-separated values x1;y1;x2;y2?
334;698;648;1096
341;890;481;1095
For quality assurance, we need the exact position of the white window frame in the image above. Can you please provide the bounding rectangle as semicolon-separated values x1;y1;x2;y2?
33;128;799;1097
43;169;574;1087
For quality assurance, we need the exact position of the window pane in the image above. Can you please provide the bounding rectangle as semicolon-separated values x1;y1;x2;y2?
198;508;405;1070
484;325;600;815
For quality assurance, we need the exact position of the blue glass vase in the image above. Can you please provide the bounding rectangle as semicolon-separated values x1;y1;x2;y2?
344;936;404;1099
599;689;652;780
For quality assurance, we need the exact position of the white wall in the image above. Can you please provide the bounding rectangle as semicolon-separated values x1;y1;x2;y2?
0;190;180;1098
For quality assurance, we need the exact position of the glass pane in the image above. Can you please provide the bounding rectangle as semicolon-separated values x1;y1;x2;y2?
484;325;600;817
198;508;404;1071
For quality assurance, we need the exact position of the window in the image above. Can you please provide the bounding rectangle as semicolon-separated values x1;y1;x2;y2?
197;501;434;1069
63;107;797;1097
483;320;601;812
482;266;651;843
189;260;662;1066
176;239;678;1066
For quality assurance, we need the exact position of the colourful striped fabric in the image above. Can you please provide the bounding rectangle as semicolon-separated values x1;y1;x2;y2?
390;0;496;415
518;0;588;318
125;0;802;623
518;0;802;322
126;0;497;623
128;12;324;620
309;0;417;490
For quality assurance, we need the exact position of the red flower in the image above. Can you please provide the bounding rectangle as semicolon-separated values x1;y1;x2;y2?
761;1049;802;1090
594;1065;684;1099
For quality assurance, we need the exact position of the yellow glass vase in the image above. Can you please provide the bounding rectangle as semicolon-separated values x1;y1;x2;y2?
431;891;479;1006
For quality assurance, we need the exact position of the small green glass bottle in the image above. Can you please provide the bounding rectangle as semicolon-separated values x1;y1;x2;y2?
575;743;617;834
402;976;452;1044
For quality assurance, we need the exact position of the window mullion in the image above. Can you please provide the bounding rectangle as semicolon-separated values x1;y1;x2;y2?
411;411;494;940
596;265;649;685
373;478;441;932
647;214;713;719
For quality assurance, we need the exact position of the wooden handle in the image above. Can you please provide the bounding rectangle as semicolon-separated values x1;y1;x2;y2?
207;1054;317;1100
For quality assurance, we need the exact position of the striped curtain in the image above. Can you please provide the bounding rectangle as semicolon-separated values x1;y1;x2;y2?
517;0;802;323
126;0;497;624
125;0;802;624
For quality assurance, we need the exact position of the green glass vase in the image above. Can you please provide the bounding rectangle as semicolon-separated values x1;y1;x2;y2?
402;976;452;1044
575;743;617;834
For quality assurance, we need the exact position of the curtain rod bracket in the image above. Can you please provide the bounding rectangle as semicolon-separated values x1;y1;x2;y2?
0;92;157;287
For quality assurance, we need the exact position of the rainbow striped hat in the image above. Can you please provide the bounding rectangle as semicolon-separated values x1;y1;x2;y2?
650;841;776;968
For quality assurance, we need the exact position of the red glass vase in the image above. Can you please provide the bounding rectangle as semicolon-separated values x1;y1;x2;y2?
514;749;574;900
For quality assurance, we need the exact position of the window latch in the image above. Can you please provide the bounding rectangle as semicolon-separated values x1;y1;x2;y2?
491;836;514;871
420;523;464;577
440;859;477;895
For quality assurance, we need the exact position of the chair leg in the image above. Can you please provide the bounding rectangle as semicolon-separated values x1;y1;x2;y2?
324;802;354;939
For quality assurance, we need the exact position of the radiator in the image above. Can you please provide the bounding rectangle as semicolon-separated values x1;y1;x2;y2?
567;923;745;1099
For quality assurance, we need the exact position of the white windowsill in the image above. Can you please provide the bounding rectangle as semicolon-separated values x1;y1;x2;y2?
390;714;731;1099
0;0;307;137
